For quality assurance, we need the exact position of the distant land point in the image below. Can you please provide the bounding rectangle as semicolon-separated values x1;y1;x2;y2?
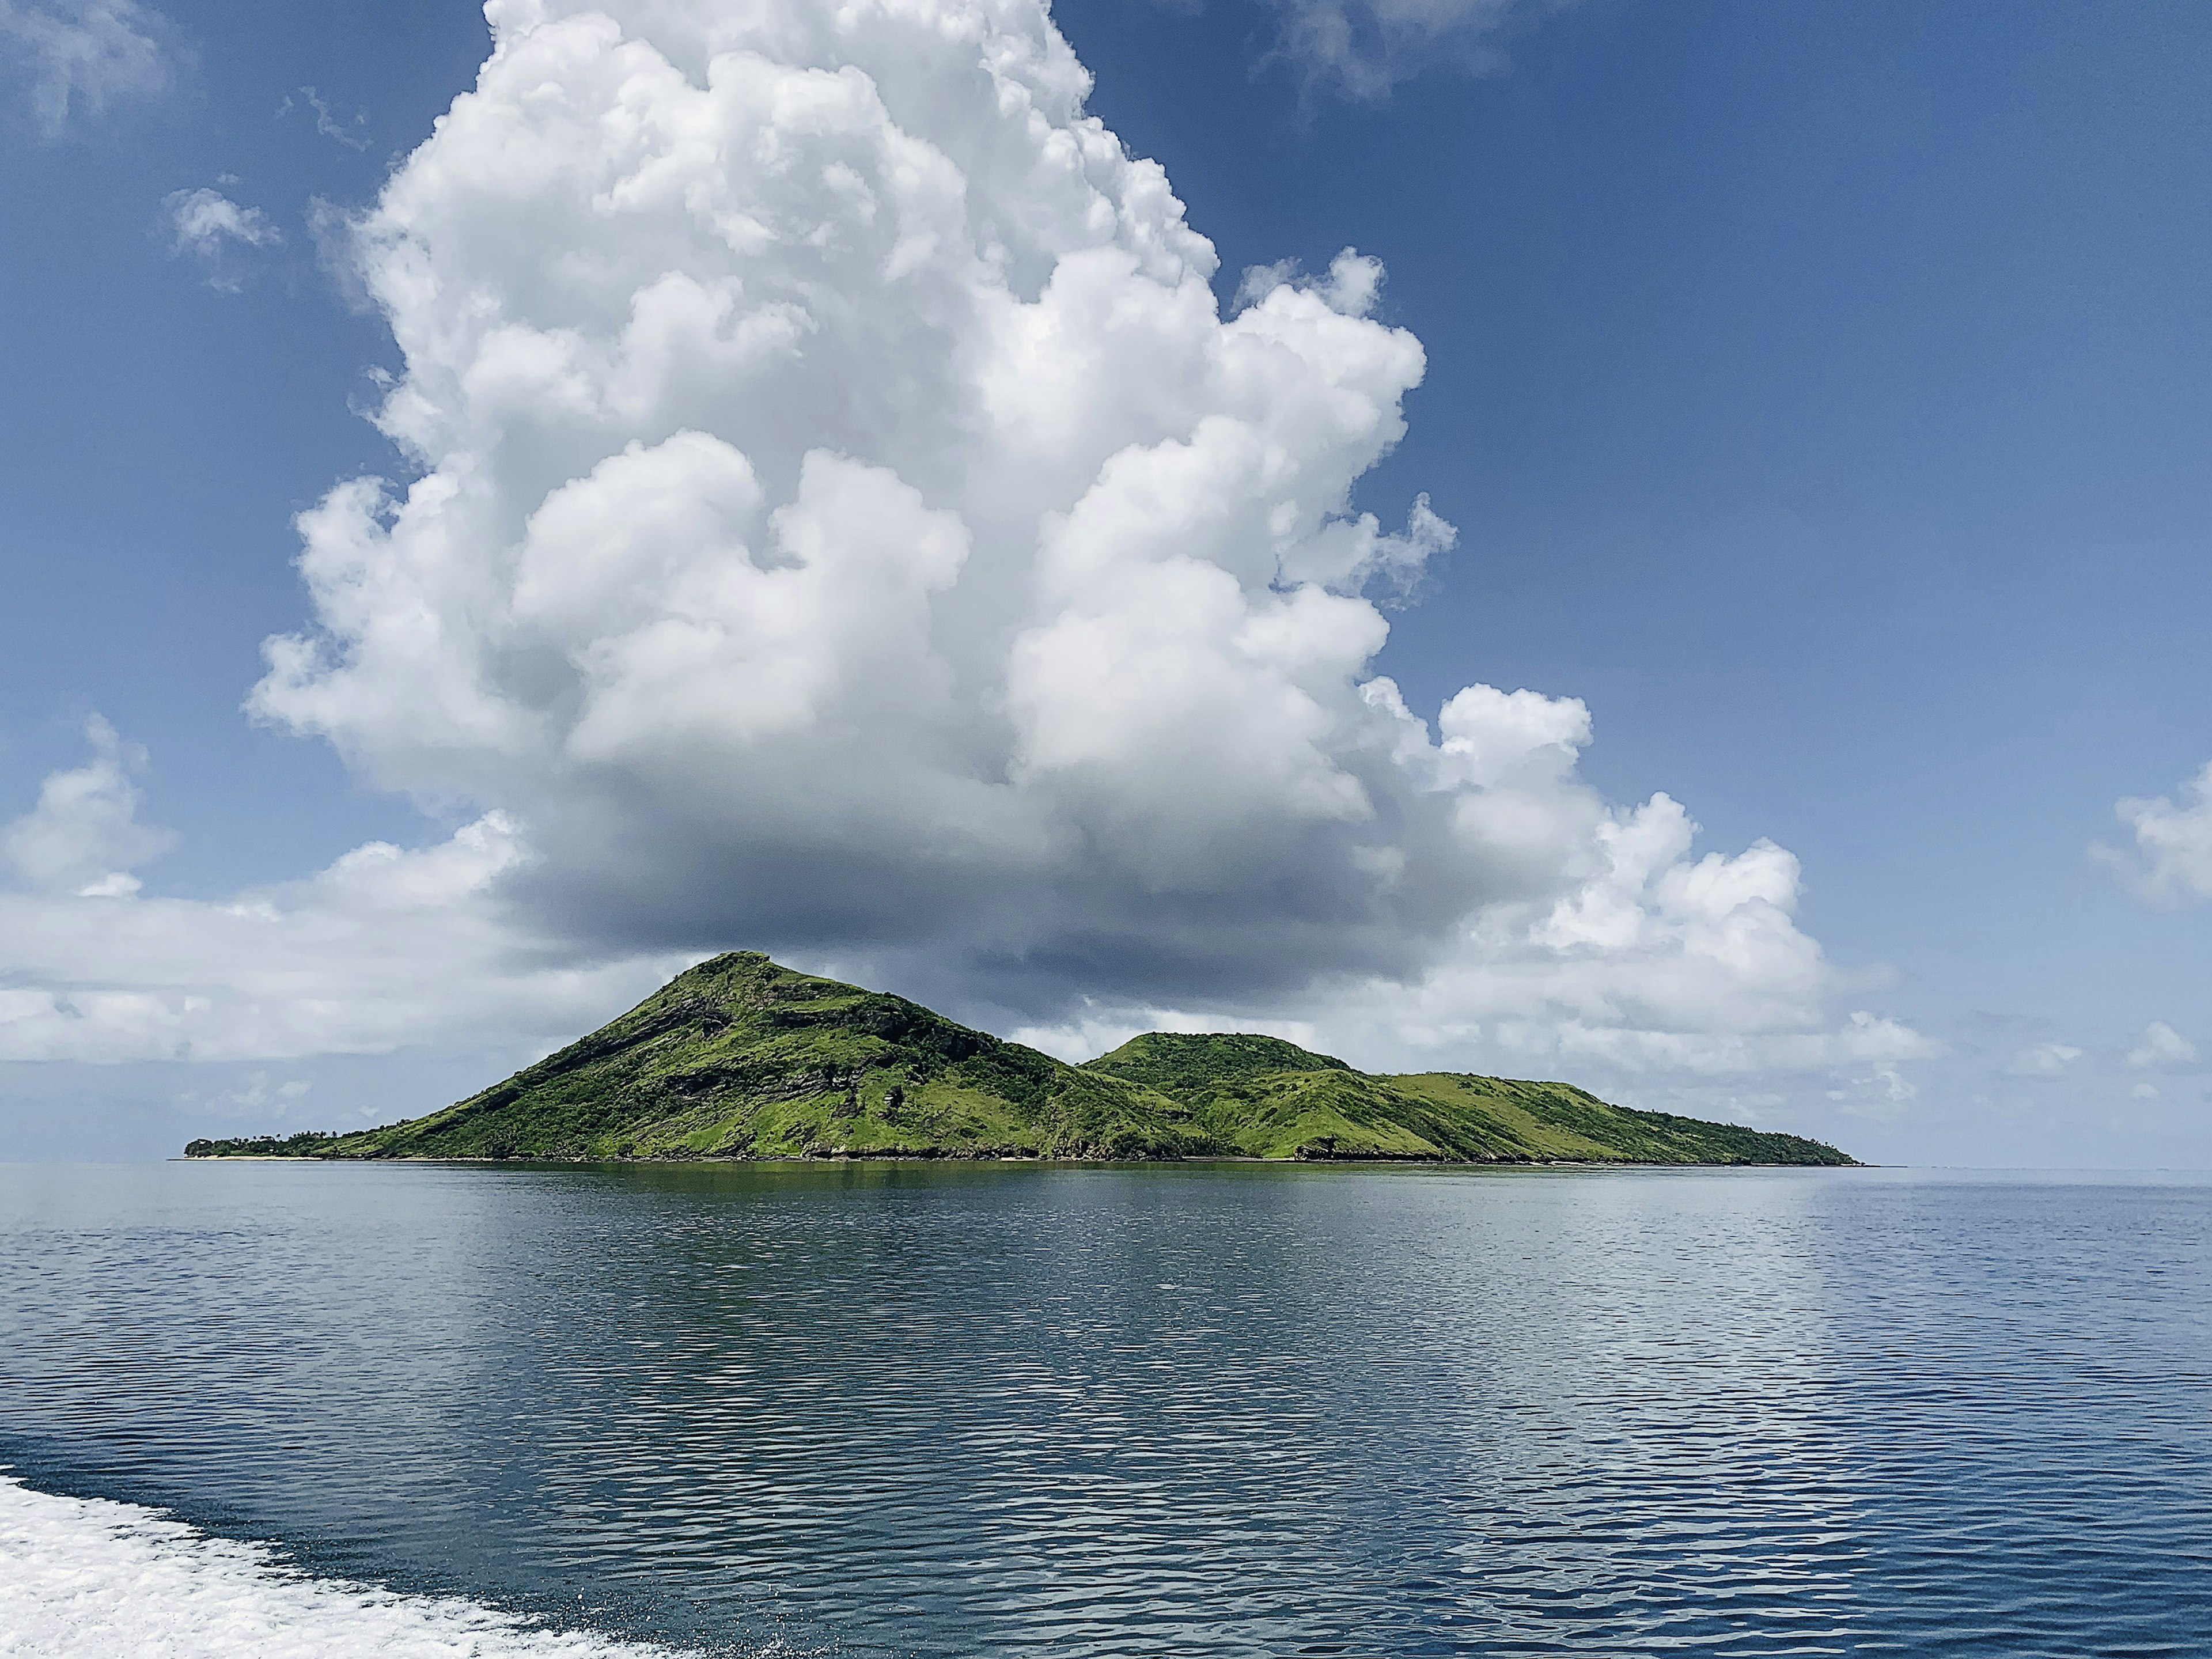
186;952;1856;1166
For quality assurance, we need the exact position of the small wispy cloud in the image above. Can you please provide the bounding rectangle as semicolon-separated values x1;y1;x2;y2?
276;83;368;151
1260;0;1578;101
0;0;174;139
176;1072;315;1119
160;185;281;292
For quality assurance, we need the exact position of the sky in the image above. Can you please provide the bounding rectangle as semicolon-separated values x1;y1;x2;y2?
0;0;2206;1166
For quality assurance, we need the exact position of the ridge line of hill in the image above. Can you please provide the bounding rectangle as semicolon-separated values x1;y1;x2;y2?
185;952;1857;1166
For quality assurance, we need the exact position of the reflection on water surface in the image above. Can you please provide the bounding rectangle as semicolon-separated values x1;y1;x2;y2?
3;1161;2208;1656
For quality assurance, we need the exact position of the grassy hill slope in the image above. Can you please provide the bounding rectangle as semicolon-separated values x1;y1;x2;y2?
1083;1033;1852;1164
185;953;1855;1166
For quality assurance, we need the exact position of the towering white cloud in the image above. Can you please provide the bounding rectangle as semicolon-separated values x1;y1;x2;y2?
222;0;1908;1078
0;0;1907;1094
0;0;172;138
2098;762;2212;906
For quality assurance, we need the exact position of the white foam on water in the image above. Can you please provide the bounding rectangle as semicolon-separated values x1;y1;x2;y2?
0;1474;681;1658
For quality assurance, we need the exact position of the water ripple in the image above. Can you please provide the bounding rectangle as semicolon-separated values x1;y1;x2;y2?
1;1162;2208;1656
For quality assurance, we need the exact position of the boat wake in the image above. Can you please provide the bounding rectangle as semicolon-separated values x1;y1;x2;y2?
0;1473;681;1658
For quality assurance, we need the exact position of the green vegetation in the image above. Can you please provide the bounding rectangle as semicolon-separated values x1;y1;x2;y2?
182;1131;347;1159
183;952;1856;1166
1084;1032;1850;1163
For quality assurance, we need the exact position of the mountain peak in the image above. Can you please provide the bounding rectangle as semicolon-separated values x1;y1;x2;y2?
1085;1031;1352;1094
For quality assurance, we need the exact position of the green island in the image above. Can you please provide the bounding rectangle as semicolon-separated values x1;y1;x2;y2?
185;952;1855;1165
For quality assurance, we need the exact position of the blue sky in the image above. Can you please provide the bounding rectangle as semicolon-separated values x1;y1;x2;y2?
2;0;2207;1164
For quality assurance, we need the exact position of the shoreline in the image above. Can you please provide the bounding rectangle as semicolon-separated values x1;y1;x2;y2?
177;1152;1865;1169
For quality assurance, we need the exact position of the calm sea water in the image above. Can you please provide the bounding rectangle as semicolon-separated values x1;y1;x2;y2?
2;1161;2207;1656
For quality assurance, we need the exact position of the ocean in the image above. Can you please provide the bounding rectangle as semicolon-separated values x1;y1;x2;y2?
2;1160;2206;1656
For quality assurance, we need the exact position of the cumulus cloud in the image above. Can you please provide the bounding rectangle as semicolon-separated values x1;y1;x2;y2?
1260;0;1577;101
160;186;282;292
2097;763;2212;906
1235;247;1387;317
2127;1021;2199;1071
0;0;172;138
1;716;173;898
214;0;1915;1086
2008;1042;2083;1078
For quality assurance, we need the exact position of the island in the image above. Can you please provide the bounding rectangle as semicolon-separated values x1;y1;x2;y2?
185;952;1855;1165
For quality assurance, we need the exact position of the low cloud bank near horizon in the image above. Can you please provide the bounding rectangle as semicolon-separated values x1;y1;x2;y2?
5;708;2203;1157
3;0;1932;1131
0;727;681;1066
